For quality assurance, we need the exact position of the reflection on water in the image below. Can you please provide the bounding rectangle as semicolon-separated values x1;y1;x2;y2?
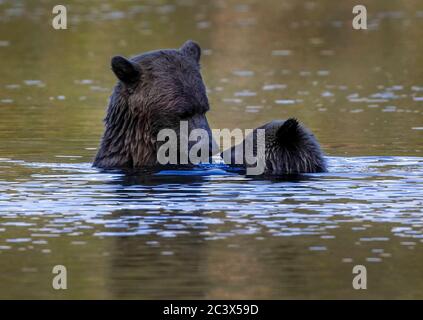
0;157;422;299
0;0;422;299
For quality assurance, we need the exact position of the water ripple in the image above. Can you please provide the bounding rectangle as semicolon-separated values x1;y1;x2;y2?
0;156;422;247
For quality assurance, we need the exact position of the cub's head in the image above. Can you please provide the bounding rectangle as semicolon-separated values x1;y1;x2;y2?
260;118;327;174
224;118;327;175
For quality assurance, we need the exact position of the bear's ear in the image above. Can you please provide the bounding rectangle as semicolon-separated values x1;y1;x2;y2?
276;118;300;147
180;40;201;63
111;56;141;84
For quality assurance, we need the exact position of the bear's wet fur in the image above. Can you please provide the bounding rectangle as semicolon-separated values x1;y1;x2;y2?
223;118;327;175
93;40;214;169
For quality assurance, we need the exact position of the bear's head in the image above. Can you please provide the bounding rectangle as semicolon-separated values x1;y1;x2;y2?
259;119;327;174
223;118;327;175
94;40;216;168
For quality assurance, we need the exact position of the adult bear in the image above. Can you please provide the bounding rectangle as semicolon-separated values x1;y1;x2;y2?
94;40;215;168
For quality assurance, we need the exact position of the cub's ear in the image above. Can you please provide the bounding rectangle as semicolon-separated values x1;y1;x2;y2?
111;56;141;84
180;40;201;63
276;118;301;147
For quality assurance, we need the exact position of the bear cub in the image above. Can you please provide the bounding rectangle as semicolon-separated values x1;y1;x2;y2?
94;40;214;169
222;118;327;175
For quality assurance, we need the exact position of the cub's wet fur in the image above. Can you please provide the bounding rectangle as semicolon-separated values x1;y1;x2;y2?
223;118;327;175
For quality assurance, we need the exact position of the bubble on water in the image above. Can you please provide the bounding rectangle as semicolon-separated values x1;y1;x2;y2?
223;98;242;104
75;79;94;85
103;11;126;20
161;251;174;255
90;86;108;92
380;253;392;258
371;91;398;100
317;70;330;76
0;40;10;47
262;84;286;91
366;257;382;263
234;90;256;97
57;96;66;100
196;21;210;29
321;91;333;97
360;237;390;242
412;127;423;130
299;71;311;77
24;80;45;87
400;241;416;246
275;99;296;105
382;106;397;112
71;241;87;245
413;97;423;101
5;84;20;89
298;90;309;95
232;70;254;77
309;37;324;45
271;50;291;56
32;240;47;245
309;246;327;251
2;222;33;226
350;109;364;113
6;238;31;243
372;249;384;253
245;106;262;113
386;85;403;91
349;96;388;103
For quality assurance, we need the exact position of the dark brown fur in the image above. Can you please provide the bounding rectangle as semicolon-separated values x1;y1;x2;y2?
222;118;327;174
94;41;213;168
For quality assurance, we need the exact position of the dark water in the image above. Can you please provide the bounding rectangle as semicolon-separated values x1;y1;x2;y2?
0;0;422;299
